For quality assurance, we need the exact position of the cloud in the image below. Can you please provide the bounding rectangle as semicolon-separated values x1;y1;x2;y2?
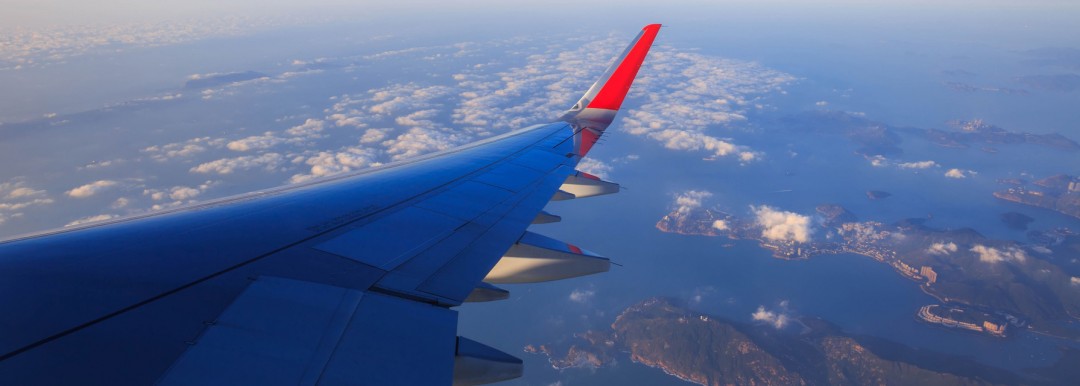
643;129;759;161
897;160;938;169
5;187;44;199
227;132;287;152
190;153;285;174
0;198;54;211
285;118;326;136
927;242;958;255
64;214;117;227
143;137;225;162
66;180;118;198
689;286;716;305
815;101;829;107
360;128;389;144
576;158;613;179
226;119;327;152
673;190;713;214
751;305;790;329
752;205;812;243
1072;277;1080;286
382;127;469;161
712;220;729;231
945;168;970;178
970;244;1027;264
289;147;381;183
569;288;596;304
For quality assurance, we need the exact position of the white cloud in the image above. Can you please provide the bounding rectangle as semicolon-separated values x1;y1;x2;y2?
815;101;829;107
897;160;938;169
360;128;389;144
868;155;888;167
927;242;958;255
576;158;613;180
752;205;812;243
644;129;756;160
111;197;130;209
289;147;381;183
66;180;118;198
143;137;224;162
569;288;596;304
751;305;790;329
945;168;969;179
190;153;285;174
168;186;201;201
285;118;326;136
227;132;286;152
673;190;713;214
383;127;469;161
712;220;729;231
64;214;117;227
970;244;1027;264
1071;277;1080;286
0;198;54;211
5;187;44;199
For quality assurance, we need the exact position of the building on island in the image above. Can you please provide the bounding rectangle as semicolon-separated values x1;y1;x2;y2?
920;266;937;284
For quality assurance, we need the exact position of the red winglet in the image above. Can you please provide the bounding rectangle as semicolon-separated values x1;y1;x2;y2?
585;24;661;111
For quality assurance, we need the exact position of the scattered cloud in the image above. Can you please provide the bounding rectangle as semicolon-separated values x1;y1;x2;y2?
970;244;1027;264
289;147;381;183
945;168;971;179
673;190;713;214
569;287;596;304
64;214;118;227
897;160;938;169
66;180;118;198
752;205;812;243
689;286;716;305
576;158;613;179
712;220;729;231
1071;277;1080;286
383;127;469;161
751;304;791;329
927;242;958;255
143;137;225;162
190;153;286;174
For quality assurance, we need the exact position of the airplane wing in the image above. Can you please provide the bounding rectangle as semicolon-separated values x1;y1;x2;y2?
0;24;661;385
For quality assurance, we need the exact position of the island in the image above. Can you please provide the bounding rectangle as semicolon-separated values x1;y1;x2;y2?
994;174;1080;220
782;112;1080;154
866;190;892;200
656;201;1080;339
528;298;1029;386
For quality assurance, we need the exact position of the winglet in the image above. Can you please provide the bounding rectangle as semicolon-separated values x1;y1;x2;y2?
561;24;661;155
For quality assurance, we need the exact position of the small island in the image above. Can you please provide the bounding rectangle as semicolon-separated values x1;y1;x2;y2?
528;298;1029;386
866;190;892;200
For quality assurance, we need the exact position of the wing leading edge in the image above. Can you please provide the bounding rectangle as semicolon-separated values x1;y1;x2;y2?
0;24;660;385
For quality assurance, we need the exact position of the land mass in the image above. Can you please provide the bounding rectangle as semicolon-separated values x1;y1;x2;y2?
656;202;1080;339
994;174;1080;220
782;112;1080;154
529;298;1030;386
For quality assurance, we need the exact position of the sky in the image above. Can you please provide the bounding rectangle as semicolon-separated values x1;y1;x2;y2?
2;1;1080;383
